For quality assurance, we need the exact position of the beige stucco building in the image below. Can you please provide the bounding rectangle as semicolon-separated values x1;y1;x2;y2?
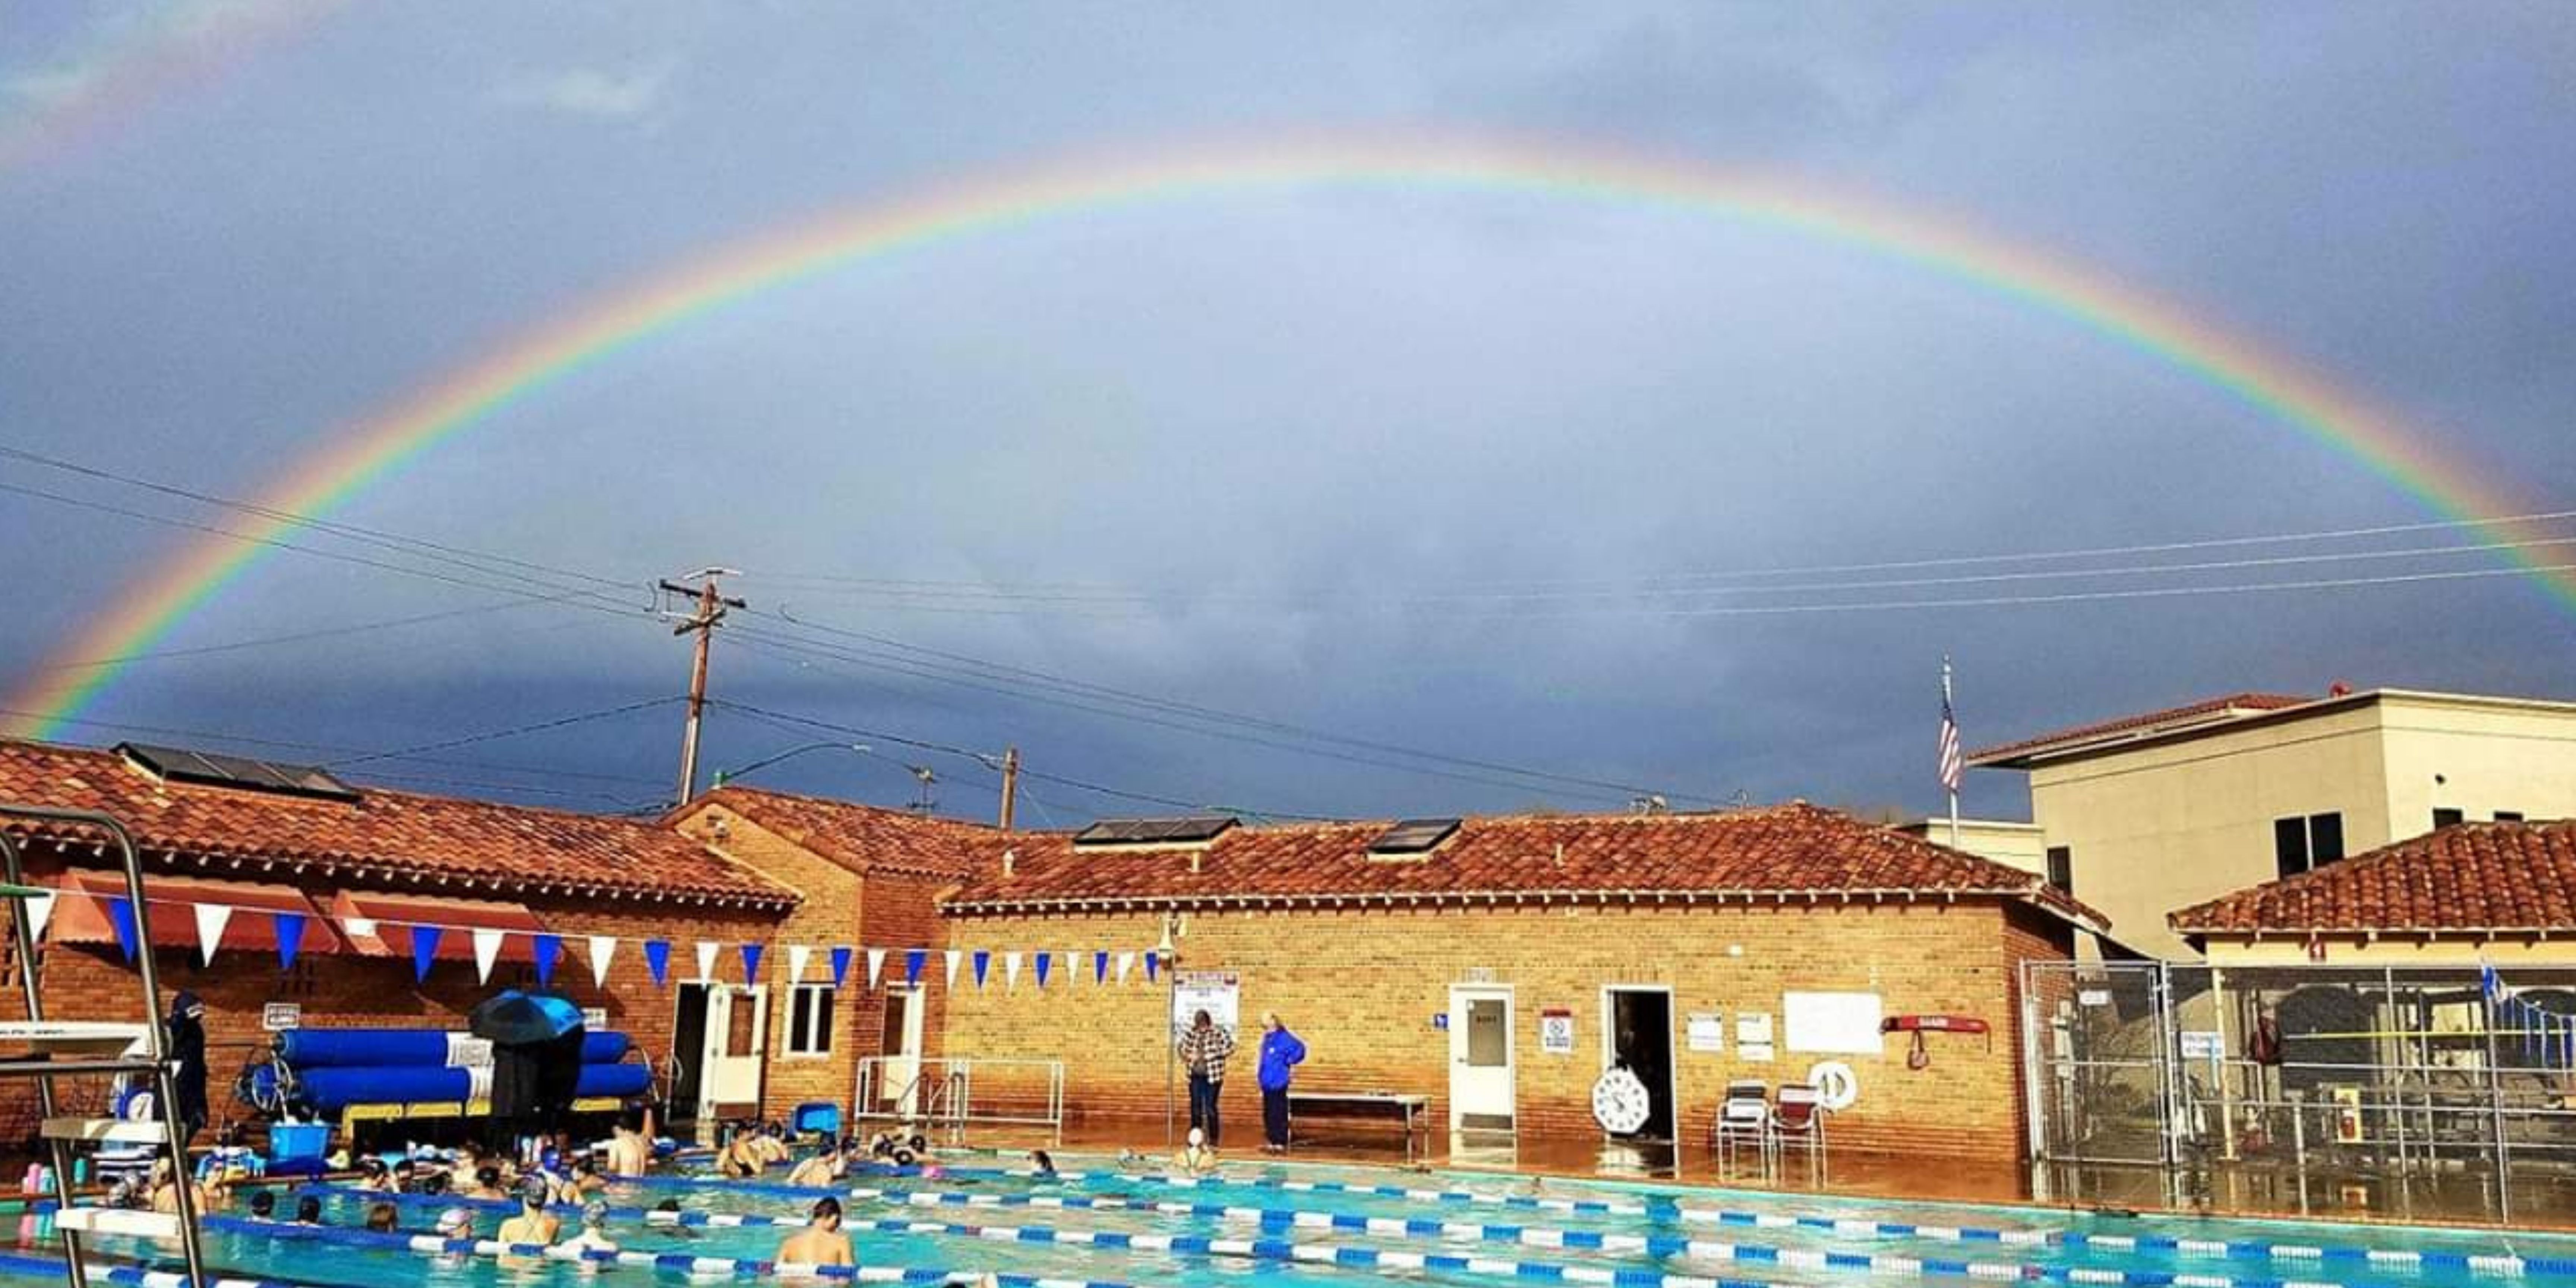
1971;688;2576;960
1896;817;2048;878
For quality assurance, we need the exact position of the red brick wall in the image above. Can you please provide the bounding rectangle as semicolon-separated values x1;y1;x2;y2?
0;842;787;1139
937;899;2061;1161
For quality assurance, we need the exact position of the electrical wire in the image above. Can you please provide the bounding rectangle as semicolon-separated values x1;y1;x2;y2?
322;696;687;767
0;704;667;787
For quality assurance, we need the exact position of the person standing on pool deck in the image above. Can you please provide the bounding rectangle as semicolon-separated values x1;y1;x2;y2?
1255;1010;1307;1153
1177;1009;1236;1146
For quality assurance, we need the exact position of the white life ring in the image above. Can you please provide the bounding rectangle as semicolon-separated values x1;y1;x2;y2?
1806;1060;1860;1112
1590;1066;1652;1134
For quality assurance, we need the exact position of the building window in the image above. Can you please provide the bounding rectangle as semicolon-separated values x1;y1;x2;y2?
2275;812;2345;877
2433;808;2464;830
2496;811;2524;823
2045;846;2073;893
784;984;835;1058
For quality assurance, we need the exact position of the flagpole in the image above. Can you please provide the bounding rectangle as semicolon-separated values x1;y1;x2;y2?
1944;656;1961;850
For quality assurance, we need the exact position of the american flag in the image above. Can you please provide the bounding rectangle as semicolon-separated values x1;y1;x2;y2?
1937;689;1964;795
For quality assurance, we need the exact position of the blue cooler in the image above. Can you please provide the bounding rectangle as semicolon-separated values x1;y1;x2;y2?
269;1123;329;1162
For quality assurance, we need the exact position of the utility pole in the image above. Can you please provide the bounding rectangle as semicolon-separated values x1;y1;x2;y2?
997;746;1020;832
661;570;746;805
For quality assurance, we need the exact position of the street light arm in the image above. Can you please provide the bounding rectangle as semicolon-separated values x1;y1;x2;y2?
709;742;872;786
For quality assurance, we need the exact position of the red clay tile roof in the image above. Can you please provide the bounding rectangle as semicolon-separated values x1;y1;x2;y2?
2170;820;2576;937
683;786;985;879
0;738;794;908
946;803;2106;930
1968;692;2313;765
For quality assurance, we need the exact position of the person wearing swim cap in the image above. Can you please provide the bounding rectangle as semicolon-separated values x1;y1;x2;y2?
495;1173;559;1268
432;1206;476;1269
776;1196;853;1276
556;1199;619;1268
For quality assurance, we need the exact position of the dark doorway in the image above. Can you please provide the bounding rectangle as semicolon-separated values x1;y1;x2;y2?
669;982;710;1129
1608;989;1676;1140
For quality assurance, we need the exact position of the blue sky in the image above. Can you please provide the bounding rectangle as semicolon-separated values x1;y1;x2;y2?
2;2;2570;824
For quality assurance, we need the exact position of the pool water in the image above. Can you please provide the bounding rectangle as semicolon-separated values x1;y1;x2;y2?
11;1151;2576;1288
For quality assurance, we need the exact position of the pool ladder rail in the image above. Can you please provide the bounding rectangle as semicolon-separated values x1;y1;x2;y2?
0;803;212;1288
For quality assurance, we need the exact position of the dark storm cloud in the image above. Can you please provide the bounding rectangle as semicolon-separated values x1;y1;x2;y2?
0;2;2569;825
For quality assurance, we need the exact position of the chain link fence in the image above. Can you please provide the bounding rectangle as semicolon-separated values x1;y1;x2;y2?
2023;960;2576;1223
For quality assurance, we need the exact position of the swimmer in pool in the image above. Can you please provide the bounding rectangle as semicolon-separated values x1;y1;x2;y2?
1173;1127;1219;1175
775;1197;854;1276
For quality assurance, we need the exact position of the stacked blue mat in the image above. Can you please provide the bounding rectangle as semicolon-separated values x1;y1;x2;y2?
244;1029;650;1117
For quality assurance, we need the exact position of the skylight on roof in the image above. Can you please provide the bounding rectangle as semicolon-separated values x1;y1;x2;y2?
1074;816;1236;846
119;742;359;804
1368;817;1461;855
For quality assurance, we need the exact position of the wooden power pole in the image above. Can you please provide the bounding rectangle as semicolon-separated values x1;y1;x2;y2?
998;746;1021;831
662;572;746;806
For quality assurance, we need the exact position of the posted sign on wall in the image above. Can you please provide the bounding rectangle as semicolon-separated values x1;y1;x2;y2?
1540;1007;1576;1055
1171;970;1241;1039
261;1003;300;1032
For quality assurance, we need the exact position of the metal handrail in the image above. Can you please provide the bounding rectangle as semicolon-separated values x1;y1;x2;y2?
2;805;210;1288
852;1057;1064;1145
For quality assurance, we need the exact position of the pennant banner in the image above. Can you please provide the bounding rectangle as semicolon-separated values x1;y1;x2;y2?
192;903;234;967
1004;951;1022;991
831;946;854;989
471;928;506;985
643;940;671;989
588;935;619;989
411;926;443;983
273;912;307;972
972;950;991;989
1033;951;1050;989
905;949;925;986
20;891;54;942
786;945;811;987
943;949;962;991
1095;951;1109;986
1114;951;1134;985
865;948;885;989
105;897;137;965
694;941;719;983
1145;949;1160;984
532;934;562;989
344;916;378;939
740;943;764;985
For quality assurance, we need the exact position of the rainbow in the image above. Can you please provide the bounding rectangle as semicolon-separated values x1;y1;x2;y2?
11;135;2565;738
0;1;336;175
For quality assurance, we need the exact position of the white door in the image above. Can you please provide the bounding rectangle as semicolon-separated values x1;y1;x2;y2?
878;986;926;1116
697;985;768;1121
1448;986;1515;1131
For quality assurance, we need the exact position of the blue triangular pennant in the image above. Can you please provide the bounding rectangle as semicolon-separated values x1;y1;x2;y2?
273;912;308;972
532;934;562;989
741;943;764;984
1094;951;1108;985
411;926;443;983
644;940;672;989
1144;950;1159;983
905;949;926;985
105;897;137;965
972;951;990;989
830;947;853;988
1034;952;1051;988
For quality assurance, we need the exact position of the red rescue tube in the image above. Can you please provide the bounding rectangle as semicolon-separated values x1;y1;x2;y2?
1881;1014;1989;1035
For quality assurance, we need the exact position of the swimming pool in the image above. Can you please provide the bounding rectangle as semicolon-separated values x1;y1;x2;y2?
11;1151;2576;1288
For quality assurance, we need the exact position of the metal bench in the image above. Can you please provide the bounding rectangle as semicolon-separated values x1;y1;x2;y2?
1285;1091;1430;1156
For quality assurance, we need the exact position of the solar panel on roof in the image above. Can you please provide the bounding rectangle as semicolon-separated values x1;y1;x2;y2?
1074;815;1235;846
1369;817;1461;855
119;742;360;803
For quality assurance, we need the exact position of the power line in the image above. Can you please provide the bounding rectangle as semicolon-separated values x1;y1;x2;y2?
0;705;667;786
323;696;687;767
23;597;580;673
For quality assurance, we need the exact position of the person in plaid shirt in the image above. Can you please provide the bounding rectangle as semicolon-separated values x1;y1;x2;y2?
1177;1009;1237;1146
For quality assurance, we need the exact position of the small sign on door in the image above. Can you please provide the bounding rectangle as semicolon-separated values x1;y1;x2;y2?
1539;1007;1575;1055
261;1003;301;1032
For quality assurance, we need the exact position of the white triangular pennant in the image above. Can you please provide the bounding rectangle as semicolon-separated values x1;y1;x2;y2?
20;891;55;941
587;935;618;988
472;928;506;985
943;949;962;990
694;941;719;982
192;903;234;966
866;948;887;989
1115;951;1135;985
344;916;377;938
1004;951;1022;991
786;945;811;986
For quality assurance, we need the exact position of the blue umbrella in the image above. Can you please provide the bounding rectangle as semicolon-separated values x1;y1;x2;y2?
468;990;584;1046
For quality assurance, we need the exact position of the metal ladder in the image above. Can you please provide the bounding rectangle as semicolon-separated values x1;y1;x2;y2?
0;804;210;1288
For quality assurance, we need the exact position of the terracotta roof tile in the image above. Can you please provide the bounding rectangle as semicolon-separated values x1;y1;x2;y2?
946;803;2106;929
2169;820;2576;937
1968;692;2313;765
0;738;793;907
686;786;985;879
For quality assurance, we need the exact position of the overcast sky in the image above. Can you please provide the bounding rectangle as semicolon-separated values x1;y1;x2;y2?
2;2;2570;826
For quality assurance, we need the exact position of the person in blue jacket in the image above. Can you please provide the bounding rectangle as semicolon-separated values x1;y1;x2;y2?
1256;1010;1307;1153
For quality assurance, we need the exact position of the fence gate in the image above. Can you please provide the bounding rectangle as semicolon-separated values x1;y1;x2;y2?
2023;960;2180;1167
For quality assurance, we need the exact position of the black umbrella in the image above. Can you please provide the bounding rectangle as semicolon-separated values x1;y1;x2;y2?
468;990;584;1046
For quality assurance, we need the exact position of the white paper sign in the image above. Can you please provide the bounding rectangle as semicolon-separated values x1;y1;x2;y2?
1171;970;1241;1039
582;1007;609;1029
2180;1030;2225;1061
1539;1009;1575;1055
1784;991;1885;1055
261;1003;301;1032
1686;1012;1725;1053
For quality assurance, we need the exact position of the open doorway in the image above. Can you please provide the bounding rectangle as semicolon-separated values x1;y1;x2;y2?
1603;987;1676;1141
669;982;710;1132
